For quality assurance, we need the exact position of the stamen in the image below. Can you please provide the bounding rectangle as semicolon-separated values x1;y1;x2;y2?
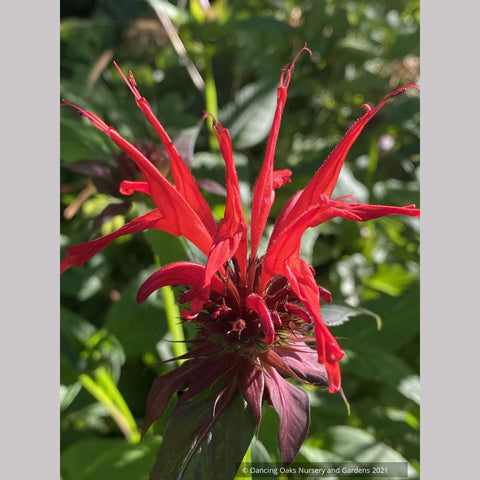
113;61;142;101
280;43;312;88
61;101;109;132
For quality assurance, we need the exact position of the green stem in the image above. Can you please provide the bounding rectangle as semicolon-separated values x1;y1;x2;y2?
152;253;187;364
204;48;219;151
79;372;140;444
162;283;188;362
366;136;379;202
361;137;380;260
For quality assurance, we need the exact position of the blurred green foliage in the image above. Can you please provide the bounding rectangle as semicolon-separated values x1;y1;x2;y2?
60;1;419;479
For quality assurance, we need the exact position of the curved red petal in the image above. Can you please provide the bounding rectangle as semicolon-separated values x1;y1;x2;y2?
114;62;217;236
264;197;419;290
281;84;418;226
250;86;288;259
246;293;275;345
250;46;310;259
61;210;163;273
119;180;151;195
63;102;214;256
184;119;249;318
272;169;292;189
136;261;225;304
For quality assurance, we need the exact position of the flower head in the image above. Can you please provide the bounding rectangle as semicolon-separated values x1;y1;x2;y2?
61;45;419;464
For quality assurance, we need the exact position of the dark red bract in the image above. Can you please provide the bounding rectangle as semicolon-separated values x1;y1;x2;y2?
61;45;419;464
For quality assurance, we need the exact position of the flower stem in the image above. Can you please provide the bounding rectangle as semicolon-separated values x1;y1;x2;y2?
152;253;188;364
162;283;188;363
366;136;379;202
204;47;219;151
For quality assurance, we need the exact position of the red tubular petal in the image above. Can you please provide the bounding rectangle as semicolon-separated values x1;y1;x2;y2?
185;118;249;319
211;119;248;276
61;210;163;274
113;62;217;236
261;200;333;289
119;180;150;195
271;311;283;327
325;360;342;394
262;196;418;392
281;84;418;226
250;46;311;259
63;102;214;256
246;293;275;345
263;196;419;290
284;302;313;324
136;261;226;303
263;251;345;392
272;169;292;189
267;190;303;249
335;202;420;220
319;285;332;304
250;85;288;259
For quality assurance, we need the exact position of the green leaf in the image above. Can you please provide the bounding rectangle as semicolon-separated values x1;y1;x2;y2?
332;164;369;204
342;341;413;387
60;115;112;162
149;391;256;480
322;425;418;478
145;0;189;24
61;435;162;480
219;81;278;149
322;304;381;330
363;263;414;296
360;285;420;351
143;229;190;266
104;267;169;358
61;307;126;380
60;383;82;412
397;375;420;405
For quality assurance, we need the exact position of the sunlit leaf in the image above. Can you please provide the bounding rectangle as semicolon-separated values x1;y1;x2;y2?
219;81;278;149
398;375;420;405
322;304;381;330
61;436;162;480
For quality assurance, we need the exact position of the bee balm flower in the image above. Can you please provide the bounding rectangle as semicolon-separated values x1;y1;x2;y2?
61;45;419;464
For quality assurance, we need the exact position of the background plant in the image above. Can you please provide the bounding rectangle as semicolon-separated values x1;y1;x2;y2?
60;1;420;478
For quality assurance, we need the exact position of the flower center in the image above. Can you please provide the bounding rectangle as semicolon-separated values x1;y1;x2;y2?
191;258;311;358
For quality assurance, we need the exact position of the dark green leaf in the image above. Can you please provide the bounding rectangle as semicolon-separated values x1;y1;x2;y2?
104;267;169;358
149;390;256;480
342;340;413;387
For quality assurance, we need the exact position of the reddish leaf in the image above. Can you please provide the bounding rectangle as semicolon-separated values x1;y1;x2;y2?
263;365;310;465
238;362;265;425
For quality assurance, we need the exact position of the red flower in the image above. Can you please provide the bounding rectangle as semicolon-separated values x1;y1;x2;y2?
61;45;419;464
